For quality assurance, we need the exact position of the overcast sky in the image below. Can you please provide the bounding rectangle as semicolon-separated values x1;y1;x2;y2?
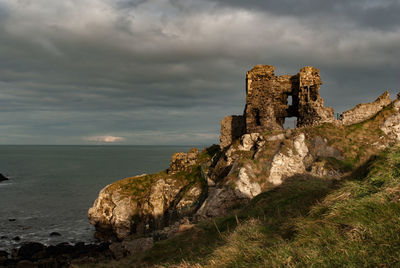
0;0;399;145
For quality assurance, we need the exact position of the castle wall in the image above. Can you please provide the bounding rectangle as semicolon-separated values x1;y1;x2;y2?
220;115;245;149
341;91;392;125
245;65;293;133
245;65;334;133
296;66;335;127
220;65;335;149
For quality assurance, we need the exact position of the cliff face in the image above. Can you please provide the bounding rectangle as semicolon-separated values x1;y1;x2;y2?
88;65;400;243
88;149;209;240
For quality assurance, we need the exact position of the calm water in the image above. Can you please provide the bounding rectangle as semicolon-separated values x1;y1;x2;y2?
0;145;195;251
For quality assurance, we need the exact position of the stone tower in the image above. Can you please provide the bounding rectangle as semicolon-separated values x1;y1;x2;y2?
244;65;334;133
295;66;334;127
220;65;335;149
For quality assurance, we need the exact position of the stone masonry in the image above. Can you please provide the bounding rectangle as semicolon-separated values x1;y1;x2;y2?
220;65;334;149
219;65;394;150
220;115;245;149
296;66;335;127
244;65;334;133
340;91;392;125
168;148;199;173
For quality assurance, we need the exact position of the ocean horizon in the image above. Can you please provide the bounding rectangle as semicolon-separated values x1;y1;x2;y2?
0;145;204;251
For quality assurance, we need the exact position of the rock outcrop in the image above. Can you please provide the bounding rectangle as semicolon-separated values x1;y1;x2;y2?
168;148;199;173
0;173;9;182
88;149;207;240
0;241;112;267
109;237;153;259
341;91;392;125
196;163;262;218
381;98;400;141
268;133;309;185
88;64;400;254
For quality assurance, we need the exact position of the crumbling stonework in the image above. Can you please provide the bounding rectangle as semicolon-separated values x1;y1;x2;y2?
220;115;245;149
245;65;334;133
220;65;334;145
168;148;199;173
245;65;291;132
381;96;400;141
296;67;335;127
341;91;392;125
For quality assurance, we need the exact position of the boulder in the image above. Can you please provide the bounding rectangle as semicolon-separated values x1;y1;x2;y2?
49;232;61;237
88;167;206;240
0;251;7;258
197;133;311;218
238;133;264;151
0;173;8;182
16;260;35;268
196;163;261;218
269;133;309;185
17;242;46;260
381;99;400;141
109;237;153;259
0;250;8;265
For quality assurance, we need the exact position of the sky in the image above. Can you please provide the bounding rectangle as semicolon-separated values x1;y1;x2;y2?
0;0;399;145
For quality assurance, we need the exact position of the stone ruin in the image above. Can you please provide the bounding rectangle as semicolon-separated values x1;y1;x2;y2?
220;65;334;148
220;64;393;149
340;91;391;125
168;148;199;173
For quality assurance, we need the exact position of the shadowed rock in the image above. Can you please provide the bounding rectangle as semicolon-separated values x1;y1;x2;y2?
0;173;9;182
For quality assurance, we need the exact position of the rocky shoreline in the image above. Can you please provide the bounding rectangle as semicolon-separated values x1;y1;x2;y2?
86;65;400;264
3;65;400;266
0;241;112;267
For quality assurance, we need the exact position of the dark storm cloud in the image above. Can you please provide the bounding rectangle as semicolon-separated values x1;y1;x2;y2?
0;0;399;144
211;0;400;30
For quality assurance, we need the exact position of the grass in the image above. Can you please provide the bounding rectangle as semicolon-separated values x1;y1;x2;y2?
79;144;400;267
298;102;397;170
79;104;400;267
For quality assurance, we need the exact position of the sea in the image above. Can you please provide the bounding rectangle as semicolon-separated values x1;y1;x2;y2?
0;145;196;251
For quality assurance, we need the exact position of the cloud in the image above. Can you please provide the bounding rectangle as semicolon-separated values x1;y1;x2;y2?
0;0;399;145
209;0;400;30
85;135;126;143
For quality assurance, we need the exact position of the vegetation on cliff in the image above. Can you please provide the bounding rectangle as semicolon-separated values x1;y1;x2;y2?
85;93;400;266
85;65;400;266
81;144;400;267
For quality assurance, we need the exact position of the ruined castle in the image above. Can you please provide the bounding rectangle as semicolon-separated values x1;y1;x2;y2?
220;65;392;148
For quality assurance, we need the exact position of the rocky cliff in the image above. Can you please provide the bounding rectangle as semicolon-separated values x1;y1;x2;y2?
88;65;400;254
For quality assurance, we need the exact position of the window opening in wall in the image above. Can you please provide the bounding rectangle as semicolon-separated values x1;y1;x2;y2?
283;117;297;129
254;109;261;126
287;95;293;106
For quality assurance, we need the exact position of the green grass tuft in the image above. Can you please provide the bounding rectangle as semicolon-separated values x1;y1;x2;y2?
81;145;400;267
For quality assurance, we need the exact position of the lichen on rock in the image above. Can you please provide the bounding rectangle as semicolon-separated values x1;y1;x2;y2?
168;148;199;173
88;64;400;250
341;91;392;125
88;149;208;240
269;133;309;185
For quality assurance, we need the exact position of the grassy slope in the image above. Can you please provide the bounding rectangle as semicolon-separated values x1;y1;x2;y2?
81;144;400;267
299;103;397;169
78;105;400;267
